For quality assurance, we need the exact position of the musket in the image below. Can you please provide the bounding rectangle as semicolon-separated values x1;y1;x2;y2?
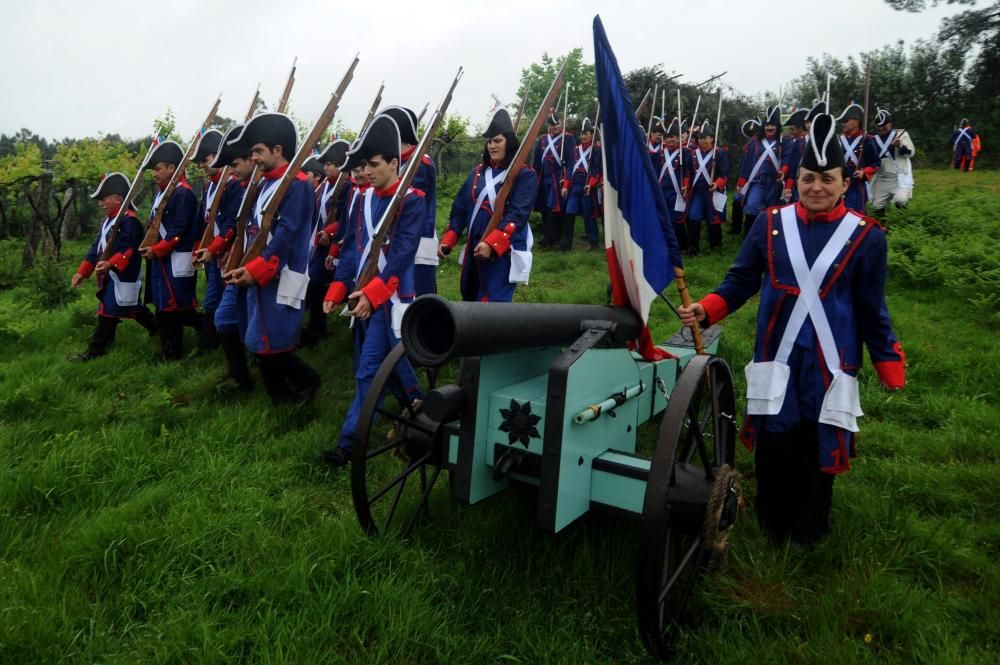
677;88;684;186
240;54;360;267
512;93;529;134
416;101;429;125
635;87;652;121
558;81;570;180
475;62;567;248
708;89;724;189
224;59;299;273
694;71;726;89
686;95;702;148
139;94;222;249
584;101;601;195
363;82;386;134
349;66;463;306
825;72;832;109
861;58;872;138
98;137;158;262
197;85;262;255
646;83;659;142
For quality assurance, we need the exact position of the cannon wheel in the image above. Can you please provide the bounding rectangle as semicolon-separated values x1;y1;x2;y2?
636;354;738;659
351;342;446;537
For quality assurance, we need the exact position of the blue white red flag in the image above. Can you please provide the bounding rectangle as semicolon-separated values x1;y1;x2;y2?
593;15;684;360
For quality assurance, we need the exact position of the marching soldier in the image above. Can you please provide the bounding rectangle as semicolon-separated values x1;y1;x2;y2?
835;102;879;213
70;173;157;360
647;116;665;174
657;117;691;249
684;121;728;255
192;129;226;353
321;114;426;467
949;118;977;172
869;107;915;213
138;140;201;360
561;116;602;251
780;107;809;203
678;112;906;545
222;112;322;404
302;156;325;189
736;106;786;236
533;111;575;249
439;108;538;302
381;106;439;296
729;117;760;236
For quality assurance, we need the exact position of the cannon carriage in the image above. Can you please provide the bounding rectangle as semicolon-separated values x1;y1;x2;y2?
349;294;741;658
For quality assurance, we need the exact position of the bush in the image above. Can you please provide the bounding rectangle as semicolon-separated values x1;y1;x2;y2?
0;239;20;289
24;256;79;310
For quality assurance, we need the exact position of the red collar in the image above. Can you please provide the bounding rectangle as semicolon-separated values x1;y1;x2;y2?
400;145;416;162
108;204;122;218
375;179;401;198
327;175;338;185
581;141;592;149
843;128;862;139
489;159;507;169
795;201;847;224
262;162;290;180
356;183;370;191
157;175;185;192
208;171;222;184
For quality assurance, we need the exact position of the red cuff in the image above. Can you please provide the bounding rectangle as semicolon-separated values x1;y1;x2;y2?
78;260;94;278
441;229;459;249
150;237;180;258
323;222;339;236
780;165;788;176
484;223;515;256
736;177;747;189
874;342;906;390
325;281;348;304
587;176;600;188
700;293;729;326
361;275;399;309
714;177;727;191
245;255;279;287
327;243;341;259
784;178;795;190
206;229;235;256
108;249;132;272
682;176;690;189
862;166;877;180
560;178;570;190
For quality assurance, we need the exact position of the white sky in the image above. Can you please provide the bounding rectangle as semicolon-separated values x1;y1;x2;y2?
0;0;957;140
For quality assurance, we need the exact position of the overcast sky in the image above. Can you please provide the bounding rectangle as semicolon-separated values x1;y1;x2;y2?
0;0;956;141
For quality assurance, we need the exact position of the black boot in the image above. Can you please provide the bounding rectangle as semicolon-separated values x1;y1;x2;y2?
729;199;743;234
281;351;322;404
674;221;688;253
256;353;293;403
196;316;220;354
685;220;701;256
219;329;253;391
72;316;119;361
157;311;184;360
559;214;576;251
134;306;158;336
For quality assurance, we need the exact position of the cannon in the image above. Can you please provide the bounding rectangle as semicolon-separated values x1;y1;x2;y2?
349;294;740;659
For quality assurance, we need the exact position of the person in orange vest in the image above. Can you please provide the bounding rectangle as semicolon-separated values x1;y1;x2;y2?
970;133;982;171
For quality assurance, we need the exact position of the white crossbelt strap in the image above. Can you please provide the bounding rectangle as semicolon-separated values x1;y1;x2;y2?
97;216;114;255
840;135;863;167
244;178;279;251
572;145;591;174
648;141;662;154
740;139;780;195
543;135;562;163
658;149;682;196
204;179;220;230
873;130;897;161
318;181;336;225
693;149;714;186
355;188;381;282
151;189;168;239
468;166;507;236
956;128;971;144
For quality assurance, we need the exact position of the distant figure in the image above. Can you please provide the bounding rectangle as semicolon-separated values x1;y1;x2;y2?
970;132;982;172
869;108;915;213
949;118;977;172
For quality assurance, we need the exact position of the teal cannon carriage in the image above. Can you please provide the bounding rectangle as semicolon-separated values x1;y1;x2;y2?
350;295;741;658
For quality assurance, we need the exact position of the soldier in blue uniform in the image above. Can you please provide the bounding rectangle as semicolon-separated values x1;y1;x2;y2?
301;139;351;347
533;111;575;249
684;121;728;255
678;113;906;545
949;117;976;171
222;113;321;404
647;116;665;176
380;106;438;295
780;107;809;204
190;129;226;354
729;117;760;236
138;140;201;360
70;173;157;360
561;116;602;251
836;102;879;213
736;105;786;237
321;114;426;467
439;108;538;302
657;117;691;250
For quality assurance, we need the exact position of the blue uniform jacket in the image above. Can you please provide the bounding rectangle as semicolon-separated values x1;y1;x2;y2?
81;210;145;318
533;132;575;213
401;148;438;257
565;141;602;217
146;182;199;311
698;202;906;473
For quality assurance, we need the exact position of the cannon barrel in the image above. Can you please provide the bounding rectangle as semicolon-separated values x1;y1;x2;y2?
401;294;644;366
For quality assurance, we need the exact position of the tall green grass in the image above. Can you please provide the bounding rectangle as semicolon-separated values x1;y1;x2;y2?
0;170;997;663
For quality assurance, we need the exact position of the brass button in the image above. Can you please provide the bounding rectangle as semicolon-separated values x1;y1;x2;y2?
859;220;866;226
772;229;780;236
772;209;779;214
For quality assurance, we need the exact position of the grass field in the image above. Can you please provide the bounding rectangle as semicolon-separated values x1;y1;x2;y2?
1;169;998;664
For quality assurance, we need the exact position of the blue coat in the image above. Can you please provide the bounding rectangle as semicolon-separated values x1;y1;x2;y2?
949;127;976;159
656;145;689;223
698;202;905;473
401;149;438;261
239;169;315;354
738;137;787;216
565;140;602;217
533;132;575;213
82;210;145;318
840;130;880;212
445;163;537;302
146;182;199;311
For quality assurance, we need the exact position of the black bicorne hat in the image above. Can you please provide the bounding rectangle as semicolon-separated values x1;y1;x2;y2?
194;129;223;163
741;118;761;138
959;117;970;127
649;116;664;134
784;108;808;128
799;113;844;172
210;123;248;168
765;105;781;126
806;100;827;122
836;102;865;123
345;114;402;171
664;117;681;136
380;106;419;144
227;112;298;161
680;119;690;134
482;108;514;138
547;109;561;126
581;117;594;134
317;139;351;169
142;140;184;170
874;107;892;127
89;172;130;200
302;157;324;177
699;121;715;138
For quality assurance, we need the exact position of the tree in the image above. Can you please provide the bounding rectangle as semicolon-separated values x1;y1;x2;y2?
884;0;1000;47
513;48;596;132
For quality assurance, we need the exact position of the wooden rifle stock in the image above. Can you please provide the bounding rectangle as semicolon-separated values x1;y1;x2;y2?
223;58;300;273
139;95;222;249
198;87;261;253
240;54;360;267
349;67;463;308
98;138;158;262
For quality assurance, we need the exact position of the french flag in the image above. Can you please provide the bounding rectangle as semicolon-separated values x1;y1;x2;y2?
594;15;684;361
